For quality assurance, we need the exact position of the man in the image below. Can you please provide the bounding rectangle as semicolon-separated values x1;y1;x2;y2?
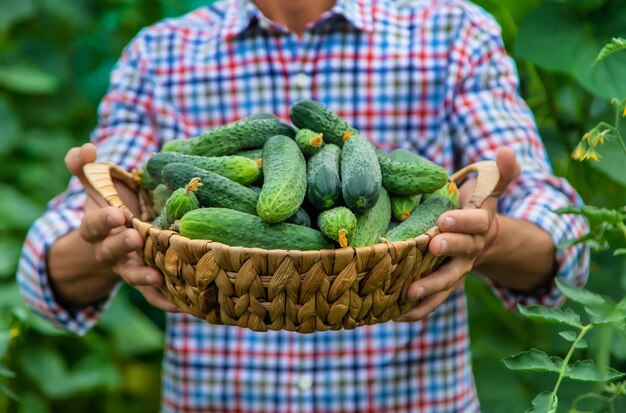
18;0;589;411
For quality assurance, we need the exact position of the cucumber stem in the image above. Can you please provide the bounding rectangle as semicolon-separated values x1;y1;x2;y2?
185;177;203;194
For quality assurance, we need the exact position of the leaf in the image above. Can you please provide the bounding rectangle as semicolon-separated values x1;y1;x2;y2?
615;248;626;256
554;206;624;225
592;137;626;187
0;184;44;232
0;382;19;401
594;37;626;65
518;305;582;328
503;349;562;373
0;95;20;156
0;0;36;30
558;331;588;348
0;364;15;378
515;2;626;100
18;392;50;413
0;239;23;279
565;359;625;382
526;392;557;413
0;65;59;95
555;279;606;309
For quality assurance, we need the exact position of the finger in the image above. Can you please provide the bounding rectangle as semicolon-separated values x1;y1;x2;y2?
80;206;127;242
493;147;520;196
136;285;180;312
437;209;491;234
64;143;97;182
407;257;472;300
94;227;143;264
429;233;484;257
114;257;164;287
397;278;464;322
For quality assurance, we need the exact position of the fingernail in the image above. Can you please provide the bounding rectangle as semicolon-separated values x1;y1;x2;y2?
439;239;448;254
409;286;425;300
441;216;455;229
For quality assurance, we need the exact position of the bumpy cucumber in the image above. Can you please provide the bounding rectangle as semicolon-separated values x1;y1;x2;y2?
383;195;455;242
318;207;357;248
286;207;311;227
162;177;201;228
162;139;191;153
388;148;431;165
295;128;324;156
376;151;448;195
236;148;264;160
306;144;342;210
180;208;333;250
257;135;307;223
423;178;461;208
161;163;258;215
152;184;172;212
147;152;261;186
133;164;158;190
391;194;422;221
290;100;358;147
189;117;295;156
341;133;382;211
349;188;391;247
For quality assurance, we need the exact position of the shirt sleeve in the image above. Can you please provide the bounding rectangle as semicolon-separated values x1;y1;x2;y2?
448;8;590;309
16;29;169;335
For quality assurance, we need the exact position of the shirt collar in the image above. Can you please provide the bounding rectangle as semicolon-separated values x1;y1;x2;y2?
222;0;374;40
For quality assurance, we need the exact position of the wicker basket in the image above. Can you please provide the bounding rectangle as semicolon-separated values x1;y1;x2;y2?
82;160;499;333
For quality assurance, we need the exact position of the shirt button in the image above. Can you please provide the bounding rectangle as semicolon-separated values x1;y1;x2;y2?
296;374;314;392
293;72;311;89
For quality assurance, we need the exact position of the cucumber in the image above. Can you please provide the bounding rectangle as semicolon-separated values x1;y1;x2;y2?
162;177;201;228
147;152;261;186
317;207;357;248
161;163;258;215
295;128;324;156
349;188;391;247
423;178;461;208
388;148;432;165
383;195;455;242
180;208;333;250
391;194;421;221
257;135;307;223
189;117;295;156
290;100;358;147
306;144;342;210
162;139;191;153
133;165;158;190
286;206;311;227
236;148;263;160
152;183;172;212
341;133;382;211
376;151;448;195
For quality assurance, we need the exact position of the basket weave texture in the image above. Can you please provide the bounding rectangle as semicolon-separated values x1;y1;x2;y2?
83;161;499;333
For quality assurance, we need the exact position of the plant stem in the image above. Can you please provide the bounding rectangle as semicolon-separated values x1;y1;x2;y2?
613;100;626;157
549;324;593;408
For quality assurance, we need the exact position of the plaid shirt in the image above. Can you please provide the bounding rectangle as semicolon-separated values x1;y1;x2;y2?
17;0;590;411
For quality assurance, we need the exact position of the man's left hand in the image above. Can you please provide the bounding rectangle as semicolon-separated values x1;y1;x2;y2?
396;147;520;322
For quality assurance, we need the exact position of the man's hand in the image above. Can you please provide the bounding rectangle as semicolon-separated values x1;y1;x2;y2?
54;143;179;312
396;147;520;322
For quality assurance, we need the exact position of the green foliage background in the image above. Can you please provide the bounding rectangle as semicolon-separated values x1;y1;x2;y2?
0;0;625;412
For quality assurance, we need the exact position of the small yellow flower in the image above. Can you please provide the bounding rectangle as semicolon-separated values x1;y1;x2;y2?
623;106;626;117
583;132;591;144
587;152;599;161
572;145;585;161
10;326;19;339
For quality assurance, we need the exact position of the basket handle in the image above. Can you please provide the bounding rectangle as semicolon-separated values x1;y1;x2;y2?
450;160;500;210
82;162;138;227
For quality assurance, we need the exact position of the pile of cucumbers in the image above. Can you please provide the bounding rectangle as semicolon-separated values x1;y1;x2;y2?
137;100;461;251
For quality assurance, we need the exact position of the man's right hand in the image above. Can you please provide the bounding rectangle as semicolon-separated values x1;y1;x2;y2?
49;143;179;312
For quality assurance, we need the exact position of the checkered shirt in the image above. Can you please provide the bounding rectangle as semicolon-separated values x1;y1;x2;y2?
17;0;590;411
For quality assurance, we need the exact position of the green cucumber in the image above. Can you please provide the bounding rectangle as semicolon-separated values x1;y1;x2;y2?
133;164;158;190
391;194;421;221
295;128;324;156
161;163;258;215
423;178;461;208
147;152;261;186
286;206;311;227
180;208;333;250
349;188;391;247
189;117;295;156
236;148;264;160
152;184;172;213
306;144;342;210
318;207;357;248
376;151;448;195
341;133;382;211
162;139;191;153
387;148;432;165
162;177;201;228
290;100;358;147
257;135;306;223
383;195;455;242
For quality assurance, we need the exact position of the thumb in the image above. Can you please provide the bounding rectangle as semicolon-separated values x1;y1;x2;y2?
492;146;520;196
64;143;97;182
